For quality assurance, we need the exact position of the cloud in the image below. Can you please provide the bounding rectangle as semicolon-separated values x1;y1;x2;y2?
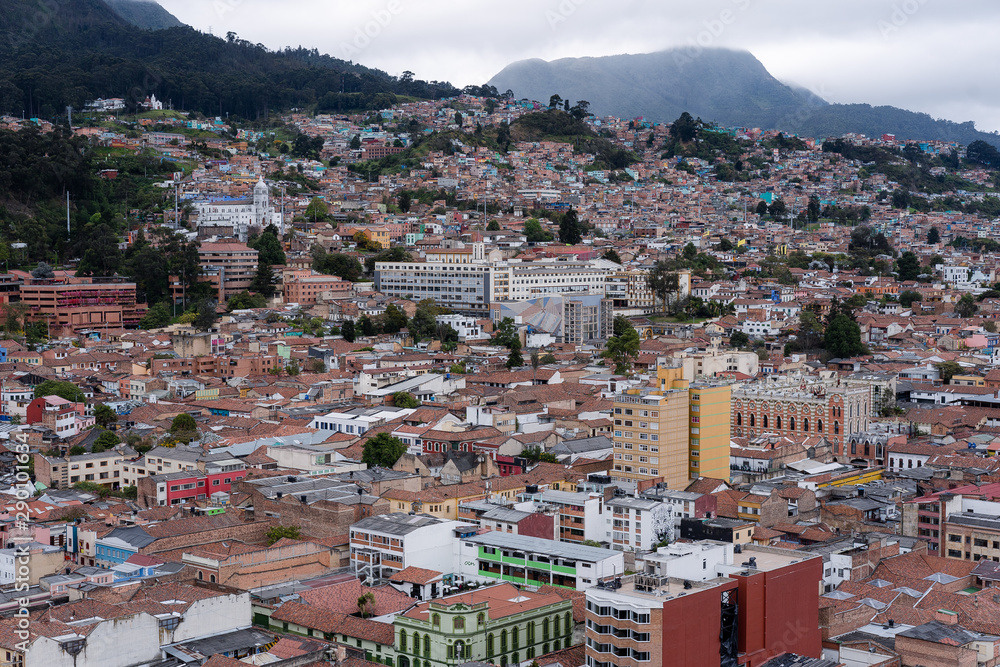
157;0;1000;131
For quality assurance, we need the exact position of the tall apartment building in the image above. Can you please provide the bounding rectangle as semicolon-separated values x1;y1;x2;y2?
614;372;732;488
689;381;732;481
20;279;145;333
612;388;688;488
196;242;259;303
731;374;872;455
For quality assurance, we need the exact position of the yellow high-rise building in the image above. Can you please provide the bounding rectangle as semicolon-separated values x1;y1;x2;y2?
613;368;733;489
612;385;688;488
689;381;732;481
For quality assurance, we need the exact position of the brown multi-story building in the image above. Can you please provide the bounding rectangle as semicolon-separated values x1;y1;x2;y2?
904;483;1000;558
20;278;145;333
171;242;259;304
732;375;872;457
283;269;353;306
150;353;279;377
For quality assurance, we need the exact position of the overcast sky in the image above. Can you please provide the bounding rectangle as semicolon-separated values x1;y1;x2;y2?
157;0;1000;132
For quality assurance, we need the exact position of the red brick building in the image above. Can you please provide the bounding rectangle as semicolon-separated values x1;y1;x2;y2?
732;379;872;456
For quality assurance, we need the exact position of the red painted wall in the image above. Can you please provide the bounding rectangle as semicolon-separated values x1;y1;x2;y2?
517;512;555;540
735;557;823;666
660;580;738;667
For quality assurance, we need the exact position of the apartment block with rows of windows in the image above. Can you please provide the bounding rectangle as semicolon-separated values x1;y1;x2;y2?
904;483;1000;559
612;389;688;488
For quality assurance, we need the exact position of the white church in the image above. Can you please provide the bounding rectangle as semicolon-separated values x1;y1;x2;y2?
193;177;281;242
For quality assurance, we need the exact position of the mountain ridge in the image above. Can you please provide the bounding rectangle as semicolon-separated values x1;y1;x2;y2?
488;49;1000;147
0;0;458;119
102;0;183;30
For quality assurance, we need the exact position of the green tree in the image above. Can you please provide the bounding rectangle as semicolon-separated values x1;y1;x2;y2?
729;331;749;349
521;446;558;464
603;325;640;374
312;247;364;281
266;525;301;545
768;198;787;219
899;290;922;308
248;224;286;266
558;208;583;245
410;299;441;341
956;293;979;318
927;226;940;244
93;404;118;430
92;430;120;452
359;315;377;337
250;262;276;299
506;339;524;369
380;304;409;334
398;190;412;213
69;446;86;456
350;135;361;150
824;313;866;358
492;317;520;349
363;246;412;274
227;290;267;311
602;248;622;264
341;319;356;342
935;360;963;384
33;380;84;403
486;219;500;231
612;314;633;338
170;413;197;436
140;302;172;329
304;197;330;222
718;238;734;252
807;195;821;222
647;261;680;313
193;299;219;331
362;432;407;468
392;391;420;409
524;218;553;243
896;251;921;282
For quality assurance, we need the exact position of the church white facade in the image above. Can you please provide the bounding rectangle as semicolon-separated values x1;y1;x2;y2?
193;177;280;242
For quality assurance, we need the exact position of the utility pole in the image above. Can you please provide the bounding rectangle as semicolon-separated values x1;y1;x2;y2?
66;192;71;239
174;184;179;230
